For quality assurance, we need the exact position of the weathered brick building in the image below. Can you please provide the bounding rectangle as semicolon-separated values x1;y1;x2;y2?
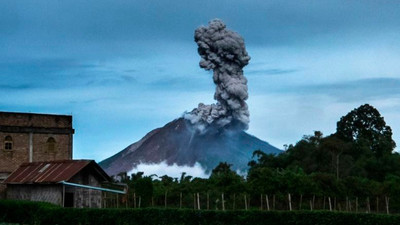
0;111;74;195
0;111;126;207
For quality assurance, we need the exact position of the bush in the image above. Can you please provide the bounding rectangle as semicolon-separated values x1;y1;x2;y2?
0;200;56;224
1;200;400;225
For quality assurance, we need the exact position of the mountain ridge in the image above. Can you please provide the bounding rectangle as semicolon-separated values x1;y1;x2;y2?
99;118;281;176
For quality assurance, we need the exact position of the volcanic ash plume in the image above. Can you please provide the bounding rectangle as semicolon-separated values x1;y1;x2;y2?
184;19;251;132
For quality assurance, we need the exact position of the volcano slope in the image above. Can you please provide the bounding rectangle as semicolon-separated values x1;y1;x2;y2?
99;118;281;176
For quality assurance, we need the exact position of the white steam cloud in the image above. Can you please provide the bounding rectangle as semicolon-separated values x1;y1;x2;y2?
184;19;251;132
129;161;210;179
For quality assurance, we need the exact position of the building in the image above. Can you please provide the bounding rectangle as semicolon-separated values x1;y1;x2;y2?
3;160;124;208
0;111;74;183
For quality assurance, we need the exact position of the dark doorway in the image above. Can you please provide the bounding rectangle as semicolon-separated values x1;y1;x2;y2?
64;192;74;207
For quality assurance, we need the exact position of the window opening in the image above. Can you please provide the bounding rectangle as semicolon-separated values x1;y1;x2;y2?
47;137;56;152
4;136;13;150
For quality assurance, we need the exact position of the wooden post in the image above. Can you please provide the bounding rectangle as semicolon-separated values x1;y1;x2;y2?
193;193;196;209
385;196;389;215
328;197;332;211
273;195;276;210
248;196;251;209
288;193;292;211
334;197;336;211
299;194;303;210
349;199;352;211
376;196;379;213
310;200;313;211
233;193;236;210
138;196;141;208
180;192;182;209
164;191;167;208
222;193;225;211
197;193;200;210
356;197;358;213
133;192;137;208
207;192;210;210
266;195;270;211
367;197;370;213
312;195;315;210
244;194;248;210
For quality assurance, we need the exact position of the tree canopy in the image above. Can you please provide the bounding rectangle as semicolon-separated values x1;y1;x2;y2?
336;104;396;157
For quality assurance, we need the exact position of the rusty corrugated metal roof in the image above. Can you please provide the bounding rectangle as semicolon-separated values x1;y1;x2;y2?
3;160;109;184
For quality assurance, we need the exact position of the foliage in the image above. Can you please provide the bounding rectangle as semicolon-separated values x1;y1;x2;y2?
0;200;57;224
210;162;245;195
1;200;400;225
336;104;396;157
99;104;400;212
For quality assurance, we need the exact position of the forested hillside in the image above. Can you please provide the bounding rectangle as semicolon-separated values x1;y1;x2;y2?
112;104;400;213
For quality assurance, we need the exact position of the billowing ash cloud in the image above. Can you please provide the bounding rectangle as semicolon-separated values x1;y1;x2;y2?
184;19;251;132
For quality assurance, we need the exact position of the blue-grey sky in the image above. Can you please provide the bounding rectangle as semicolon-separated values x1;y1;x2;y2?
1;0;400;162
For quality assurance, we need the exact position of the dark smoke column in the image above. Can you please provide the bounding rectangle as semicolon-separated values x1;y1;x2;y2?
184;19;251;132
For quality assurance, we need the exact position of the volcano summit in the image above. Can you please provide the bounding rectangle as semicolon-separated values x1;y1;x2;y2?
99;19;281;176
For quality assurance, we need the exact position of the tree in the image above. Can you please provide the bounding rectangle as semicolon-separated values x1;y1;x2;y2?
135;176;154;207
320;135;351;179
336;104;396;157
210;162;244;194
210;162;245;209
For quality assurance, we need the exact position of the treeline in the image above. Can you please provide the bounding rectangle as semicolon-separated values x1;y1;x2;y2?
110;104;400;214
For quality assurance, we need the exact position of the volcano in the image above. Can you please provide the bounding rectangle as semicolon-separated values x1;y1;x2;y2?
99;118;281;177
100;19;281;176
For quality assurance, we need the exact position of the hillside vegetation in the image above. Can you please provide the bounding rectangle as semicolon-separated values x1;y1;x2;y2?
110;104;400;213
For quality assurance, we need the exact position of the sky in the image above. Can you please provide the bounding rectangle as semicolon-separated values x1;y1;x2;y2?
1;0;400;165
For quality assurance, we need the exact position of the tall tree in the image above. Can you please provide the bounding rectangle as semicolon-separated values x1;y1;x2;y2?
336;104;396;157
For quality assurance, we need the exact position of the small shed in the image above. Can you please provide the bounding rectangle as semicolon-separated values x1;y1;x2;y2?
3;160;124;208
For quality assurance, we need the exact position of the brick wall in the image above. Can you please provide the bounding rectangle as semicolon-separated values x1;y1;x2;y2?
0;112;74;175
0;112;72;128
0;133;73;173
0;132;29;174
32;133;72;162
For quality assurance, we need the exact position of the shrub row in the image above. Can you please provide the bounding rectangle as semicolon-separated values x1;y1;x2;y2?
1;200;400;225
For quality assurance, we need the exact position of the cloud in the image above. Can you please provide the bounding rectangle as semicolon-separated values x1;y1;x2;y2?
85;76;137;87
128;161;209;179
295;78;400;102
1;0;399;60
148;76;211;92
247;68;299;76
0;84;33;90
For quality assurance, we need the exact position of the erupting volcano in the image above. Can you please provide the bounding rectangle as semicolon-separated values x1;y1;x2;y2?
99;19;281;176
